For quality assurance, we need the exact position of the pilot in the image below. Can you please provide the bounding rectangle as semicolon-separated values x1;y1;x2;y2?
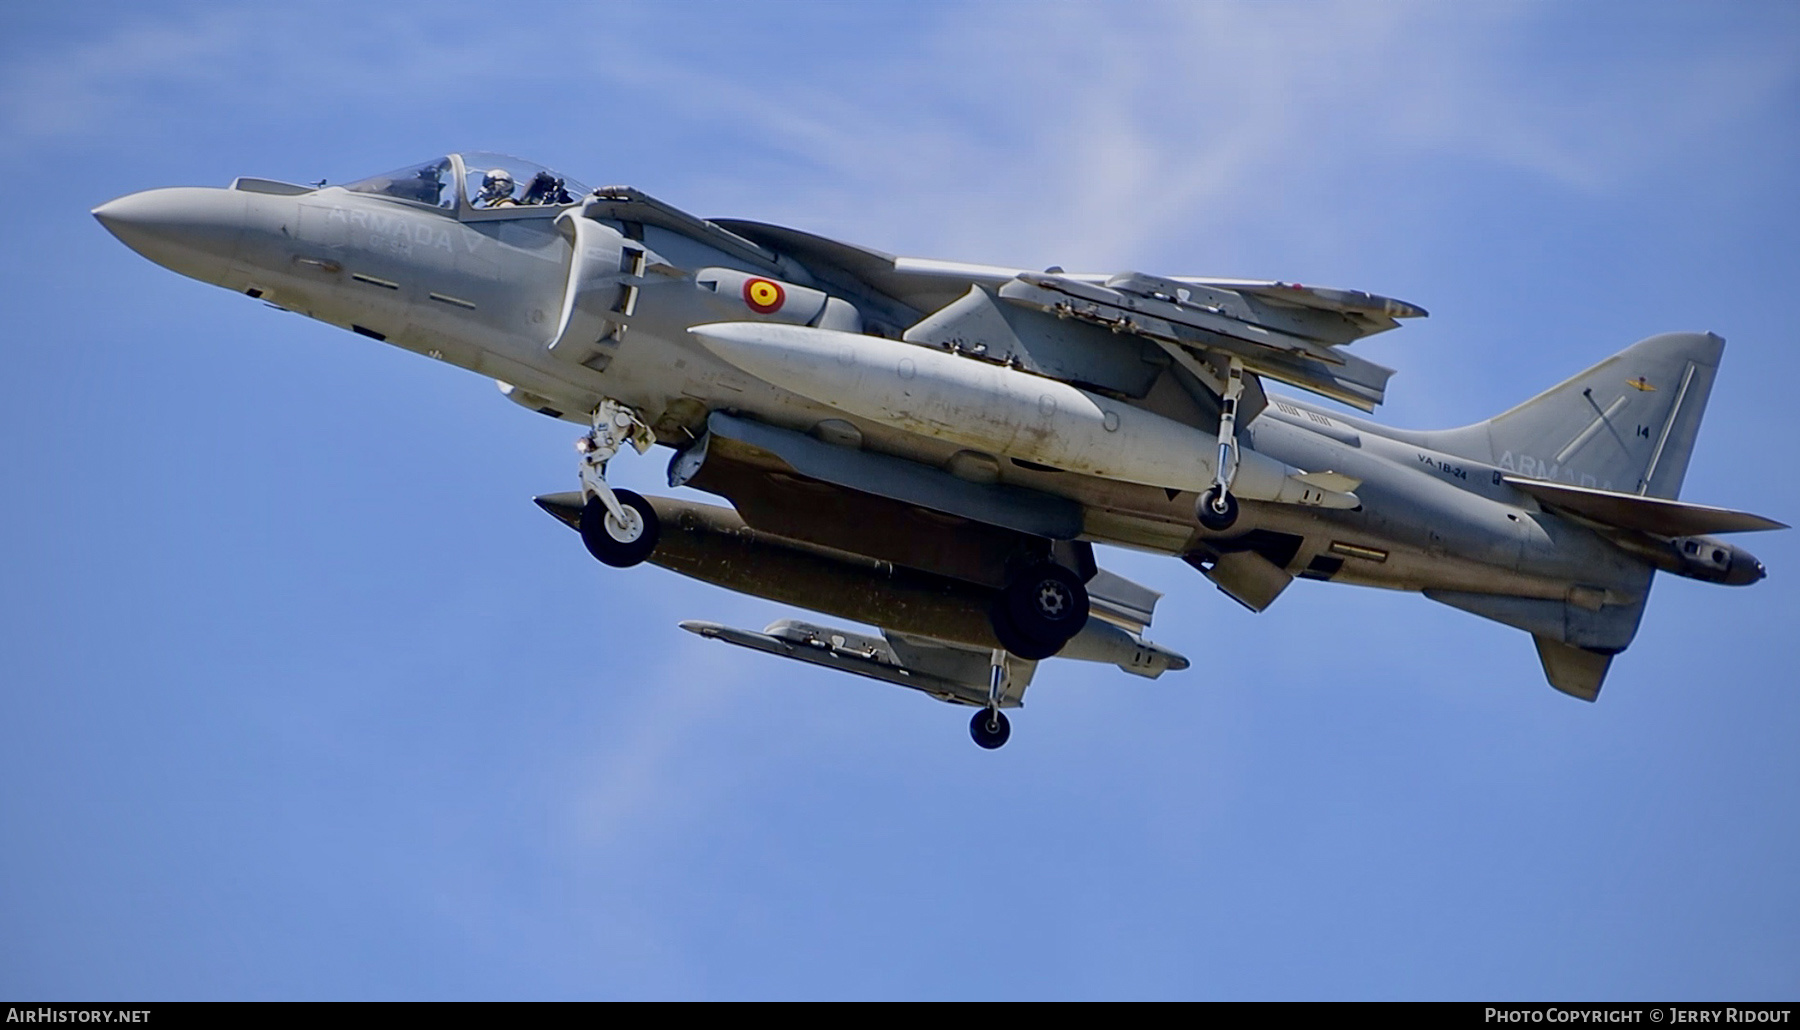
520;170;572;206
477;168;517;208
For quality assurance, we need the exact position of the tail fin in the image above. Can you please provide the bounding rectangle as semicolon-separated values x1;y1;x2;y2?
1426;332;1724;499
1424;332;1730;702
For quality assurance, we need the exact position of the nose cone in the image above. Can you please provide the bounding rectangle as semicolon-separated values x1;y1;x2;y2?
1724;550;1768;586
93;187;248;286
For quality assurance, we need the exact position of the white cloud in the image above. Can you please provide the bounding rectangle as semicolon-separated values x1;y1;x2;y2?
0;6;569;147
0;13;252;139
14;2;1792;271
568;2;1799;271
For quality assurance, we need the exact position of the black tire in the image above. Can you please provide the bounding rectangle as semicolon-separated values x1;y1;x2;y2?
1003;562;1089;650
1197;488;1239;532
970;708;1011;750
579;489;660;568
988;597;1063;660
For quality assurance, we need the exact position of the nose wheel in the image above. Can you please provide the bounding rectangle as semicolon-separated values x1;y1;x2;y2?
579;488;659;567
575;398;659;568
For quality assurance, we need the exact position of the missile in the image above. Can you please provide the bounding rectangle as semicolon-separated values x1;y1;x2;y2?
690;321;1357;509
534;491;1188;678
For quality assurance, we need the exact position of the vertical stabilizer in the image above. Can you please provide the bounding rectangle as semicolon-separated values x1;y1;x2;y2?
1425;332;1724;499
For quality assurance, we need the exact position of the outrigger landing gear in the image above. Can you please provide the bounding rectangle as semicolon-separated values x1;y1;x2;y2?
1197;487;1239;532
987;561;1090;661
1196;356;1246;532
576;399;660;568
970;650;1013;750
970;708;1011;749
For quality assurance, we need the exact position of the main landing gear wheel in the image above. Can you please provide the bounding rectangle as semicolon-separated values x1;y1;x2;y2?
988;562;1089;660
970;708;1011;750
1006;562;1089;647
988;599;1061;661
580;488;660;567
1197;488;1239;532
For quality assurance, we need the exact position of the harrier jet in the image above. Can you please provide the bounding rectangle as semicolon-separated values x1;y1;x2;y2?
94;153;1785;747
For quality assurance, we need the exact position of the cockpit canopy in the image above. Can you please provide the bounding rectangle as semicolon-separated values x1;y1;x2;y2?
344;157;457;208
342;153;589;215
460;152;587;209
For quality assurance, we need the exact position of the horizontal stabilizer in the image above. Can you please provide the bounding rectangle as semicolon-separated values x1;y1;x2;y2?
1505;476;1787;536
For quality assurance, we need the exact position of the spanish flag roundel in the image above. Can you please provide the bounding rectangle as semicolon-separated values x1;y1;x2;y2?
743;277;786;314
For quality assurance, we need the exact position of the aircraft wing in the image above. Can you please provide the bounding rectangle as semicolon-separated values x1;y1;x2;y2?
1505;476;1788;536
713;219;1417;411
681;619;1038;709
710;218;1014;315
996;271;1402;411
712;220;1425;337
1171;277;1428;335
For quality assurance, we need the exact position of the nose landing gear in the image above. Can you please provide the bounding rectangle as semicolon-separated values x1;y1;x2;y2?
579;487;659;567
576;399;660;568
970;648;1015;750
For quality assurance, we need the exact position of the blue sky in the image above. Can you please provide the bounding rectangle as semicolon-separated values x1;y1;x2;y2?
2;0;1797;1000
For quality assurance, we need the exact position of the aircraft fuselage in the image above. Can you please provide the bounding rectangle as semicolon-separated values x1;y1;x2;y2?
95;163;1774;718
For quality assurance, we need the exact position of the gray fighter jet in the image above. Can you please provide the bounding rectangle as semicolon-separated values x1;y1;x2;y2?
94;152;1785;748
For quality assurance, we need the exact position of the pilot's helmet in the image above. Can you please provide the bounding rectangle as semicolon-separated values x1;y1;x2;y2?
479;168;515;205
